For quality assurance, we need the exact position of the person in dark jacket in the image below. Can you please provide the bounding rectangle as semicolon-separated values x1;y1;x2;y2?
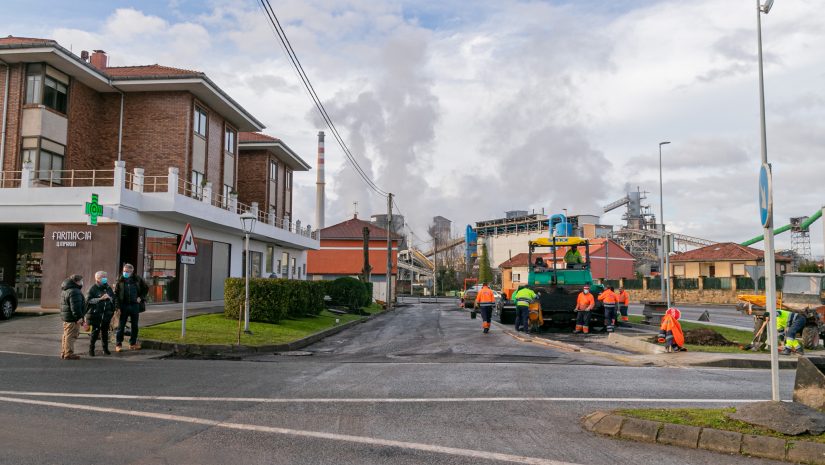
85;271;117;356
114;263;148;352
60;274;85;360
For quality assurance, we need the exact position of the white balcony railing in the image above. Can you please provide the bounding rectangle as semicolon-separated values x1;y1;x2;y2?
0;161;319;240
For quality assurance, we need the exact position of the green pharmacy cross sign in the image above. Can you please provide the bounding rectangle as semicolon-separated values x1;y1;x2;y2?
84;193;104;225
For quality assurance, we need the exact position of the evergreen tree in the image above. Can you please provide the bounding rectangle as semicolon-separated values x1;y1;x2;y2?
479;243;493;284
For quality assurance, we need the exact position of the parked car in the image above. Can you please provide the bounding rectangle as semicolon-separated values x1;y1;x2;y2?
0;283;18;320
462;285;504;313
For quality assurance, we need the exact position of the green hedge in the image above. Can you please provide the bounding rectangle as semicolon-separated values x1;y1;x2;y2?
324;277;372;311
224;278;325;323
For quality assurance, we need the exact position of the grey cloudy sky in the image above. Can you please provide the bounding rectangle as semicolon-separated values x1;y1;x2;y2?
3;0;823;255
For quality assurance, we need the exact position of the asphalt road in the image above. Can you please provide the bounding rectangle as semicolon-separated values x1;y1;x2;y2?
0;300;794;465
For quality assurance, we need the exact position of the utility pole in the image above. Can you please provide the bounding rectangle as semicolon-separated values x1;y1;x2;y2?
386;193;393;310
361;226;371;282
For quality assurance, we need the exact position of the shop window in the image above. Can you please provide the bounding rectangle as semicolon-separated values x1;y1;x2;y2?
145;229;179;303
194;106;207;137
266;245;274;274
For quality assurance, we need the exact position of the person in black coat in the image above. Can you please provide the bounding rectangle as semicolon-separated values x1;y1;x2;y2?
60;274;85;360
85;271;117;356
114;263;148;351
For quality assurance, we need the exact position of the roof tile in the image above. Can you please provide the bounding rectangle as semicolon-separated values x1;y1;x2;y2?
105;64;202;78
239;132;281;143
670;242;792;262
320;217;402;240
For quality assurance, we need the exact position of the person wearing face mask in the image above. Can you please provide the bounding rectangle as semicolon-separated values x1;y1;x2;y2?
85;271;117;356
573;286;595;334
114;263;149;352
60;274;86;360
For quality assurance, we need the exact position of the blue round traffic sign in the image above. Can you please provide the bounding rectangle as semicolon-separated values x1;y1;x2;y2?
759;164;772;228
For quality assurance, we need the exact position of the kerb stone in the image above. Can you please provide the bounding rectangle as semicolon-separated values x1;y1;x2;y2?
741;434;787;461
592;414;624;436
786;441;825;465
619;418;660;442
657;423;701;448
698;428;742;454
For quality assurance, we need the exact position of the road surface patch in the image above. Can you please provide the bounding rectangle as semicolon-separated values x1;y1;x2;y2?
0;395;585;465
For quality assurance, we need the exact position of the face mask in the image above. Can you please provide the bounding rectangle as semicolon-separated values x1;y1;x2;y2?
101;277;108;285
583;289;589;294
123;272;130;278
78;281;83;288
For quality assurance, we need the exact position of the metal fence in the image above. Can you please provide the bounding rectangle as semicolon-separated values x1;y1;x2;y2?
673;278;699;289
703;277;732;290
736;277;756;290
623;278;644;289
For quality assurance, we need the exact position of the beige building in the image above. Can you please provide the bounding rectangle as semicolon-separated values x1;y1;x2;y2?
669;243;792;278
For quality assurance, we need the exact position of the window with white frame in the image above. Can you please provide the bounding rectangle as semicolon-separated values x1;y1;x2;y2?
732;263;745;276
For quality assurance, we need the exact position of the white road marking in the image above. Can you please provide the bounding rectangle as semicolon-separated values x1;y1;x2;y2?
0;391;763;403
0;395;583;465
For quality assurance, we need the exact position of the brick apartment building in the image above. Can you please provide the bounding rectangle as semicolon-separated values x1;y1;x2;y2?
0;36;318;307
307;216;399;302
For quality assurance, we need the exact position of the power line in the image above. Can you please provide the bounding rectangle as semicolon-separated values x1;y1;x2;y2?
258;0;388;197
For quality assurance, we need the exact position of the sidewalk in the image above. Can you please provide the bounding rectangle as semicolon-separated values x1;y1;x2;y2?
0;301;224;360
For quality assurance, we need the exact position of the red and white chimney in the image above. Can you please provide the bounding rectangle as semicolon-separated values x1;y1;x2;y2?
90;50;108;69
315;131;325;230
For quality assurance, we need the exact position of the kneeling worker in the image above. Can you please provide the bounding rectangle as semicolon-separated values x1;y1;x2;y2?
512;285;537;333
574;286;595;334
474;283;496;334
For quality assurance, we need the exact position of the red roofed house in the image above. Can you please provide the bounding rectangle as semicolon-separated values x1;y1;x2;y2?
498;238;635;297
669;242;792;278
308;216;400;302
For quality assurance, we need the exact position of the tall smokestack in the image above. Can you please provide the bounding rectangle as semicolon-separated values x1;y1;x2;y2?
315;131;325;229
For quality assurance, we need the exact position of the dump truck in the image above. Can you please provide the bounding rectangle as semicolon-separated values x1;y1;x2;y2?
498;236;605;328
737;272;825;349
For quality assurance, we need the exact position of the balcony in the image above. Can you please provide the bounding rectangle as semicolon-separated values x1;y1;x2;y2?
0;161;319;248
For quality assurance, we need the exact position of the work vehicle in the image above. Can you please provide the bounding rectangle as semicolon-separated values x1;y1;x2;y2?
0;283;18;320
737;272;825;348
501;235;605;328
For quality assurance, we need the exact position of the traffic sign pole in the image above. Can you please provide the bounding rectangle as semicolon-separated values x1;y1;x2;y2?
177;223;199;340
182;263;188;338
760;164;779;401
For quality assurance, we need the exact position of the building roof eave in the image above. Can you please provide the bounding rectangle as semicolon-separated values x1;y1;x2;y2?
239;141;311;171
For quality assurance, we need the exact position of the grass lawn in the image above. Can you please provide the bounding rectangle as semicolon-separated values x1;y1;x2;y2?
617;408;825;444
628;315;755;353
141;309;369;346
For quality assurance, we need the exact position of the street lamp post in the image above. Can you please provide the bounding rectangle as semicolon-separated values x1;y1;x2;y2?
756;0;780;402
658;141;671;307
240;211;257;335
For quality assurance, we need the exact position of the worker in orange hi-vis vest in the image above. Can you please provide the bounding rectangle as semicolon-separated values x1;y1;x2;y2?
616;287;630;325
474;283;497;334
573;286;595;334
598;285;618;333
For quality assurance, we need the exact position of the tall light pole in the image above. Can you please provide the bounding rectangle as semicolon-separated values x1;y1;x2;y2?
756;0;780;402
658;141;671;306
240;211;256;335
